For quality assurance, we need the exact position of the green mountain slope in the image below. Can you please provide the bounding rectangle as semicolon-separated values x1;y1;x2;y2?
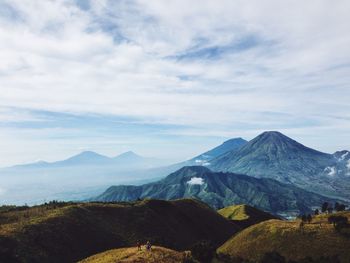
218;204;278;228
0;199;238;263
217;211;350;263
94;166;337;215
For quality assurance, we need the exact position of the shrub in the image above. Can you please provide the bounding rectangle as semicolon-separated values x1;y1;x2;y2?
328;215;348;231
190;240;216;263
261;251;286;263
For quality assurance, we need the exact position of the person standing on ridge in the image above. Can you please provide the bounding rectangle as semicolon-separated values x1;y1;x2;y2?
146;241;152;251
137;240;142;251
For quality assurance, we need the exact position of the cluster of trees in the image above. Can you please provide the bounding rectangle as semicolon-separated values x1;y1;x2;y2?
0;204;29;213
328;215;349;231
0;200;75;214
316;202;347;215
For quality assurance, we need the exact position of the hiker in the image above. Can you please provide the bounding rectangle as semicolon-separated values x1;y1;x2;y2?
137;240;142;251
146;240;152;251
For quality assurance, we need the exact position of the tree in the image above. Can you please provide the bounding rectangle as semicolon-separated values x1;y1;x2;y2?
334;202;340;211
327;205;333;214
335;203;346;212
328;215;348;231
314;209;319;215
301;215;307;222
321;202;328;213
307;214;312;223
190;240;216;263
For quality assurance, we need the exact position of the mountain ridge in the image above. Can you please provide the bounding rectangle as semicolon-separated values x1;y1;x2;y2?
94;166;337;215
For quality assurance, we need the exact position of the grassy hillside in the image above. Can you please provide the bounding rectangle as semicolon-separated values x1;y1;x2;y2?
218;204;278;228
0;199;238;263
78;246;190;263
218;211;350;262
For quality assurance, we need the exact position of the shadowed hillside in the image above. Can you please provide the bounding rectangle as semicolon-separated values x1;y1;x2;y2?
217;211;350;263
0;199;239;263
218;204;279;228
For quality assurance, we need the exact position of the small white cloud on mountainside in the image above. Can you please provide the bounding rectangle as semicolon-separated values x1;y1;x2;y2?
187;177;204;185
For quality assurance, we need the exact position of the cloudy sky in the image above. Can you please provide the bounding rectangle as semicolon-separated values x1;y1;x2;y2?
0;0;349;166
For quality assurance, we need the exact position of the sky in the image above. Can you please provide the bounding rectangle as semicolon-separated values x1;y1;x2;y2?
0;0;350;167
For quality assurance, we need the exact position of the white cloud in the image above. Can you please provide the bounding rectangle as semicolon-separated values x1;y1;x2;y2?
0;0;349;165
324;166;336;176
187;177;204;185
339;151;349;161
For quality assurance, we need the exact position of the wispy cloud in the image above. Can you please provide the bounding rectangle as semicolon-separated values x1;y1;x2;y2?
0;0;349;165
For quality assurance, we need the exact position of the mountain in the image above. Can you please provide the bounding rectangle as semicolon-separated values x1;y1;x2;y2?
0;199;239;263
326;150;350;178
217;211;350;263
156;137;248;176
94;166;336;215
218;204;279;228
78;246;188;263
53;151;111;166
0;151;169;205
209;131;350;199
188;138;247;166
113;151;143;162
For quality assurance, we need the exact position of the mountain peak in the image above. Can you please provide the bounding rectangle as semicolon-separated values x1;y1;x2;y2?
72;151;109;159
258;131;289;140
118;151;139;157
114;151;142;160
210;130;332;183
252;131;308;148
223;137;247;144
78;150;101;156
190;137;247;163
61;151;110;164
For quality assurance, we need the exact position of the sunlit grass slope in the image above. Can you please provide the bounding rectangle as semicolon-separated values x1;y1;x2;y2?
218;211;350;262
78;246;189;263
218;204;278;228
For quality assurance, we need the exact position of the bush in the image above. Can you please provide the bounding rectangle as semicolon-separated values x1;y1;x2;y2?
190;240;216;263
328;215;348;231
261;251;286;263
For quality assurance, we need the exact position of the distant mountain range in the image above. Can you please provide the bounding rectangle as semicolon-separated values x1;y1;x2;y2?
94;166;337;215
2;130;350;208
93;131;350;215
0;151;169;205
10;150;163;169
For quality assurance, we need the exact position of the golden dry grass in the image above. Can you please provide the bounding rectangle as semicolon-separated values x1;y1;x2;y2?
218;211;350;263
218;205;249;221
78;246;188;263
